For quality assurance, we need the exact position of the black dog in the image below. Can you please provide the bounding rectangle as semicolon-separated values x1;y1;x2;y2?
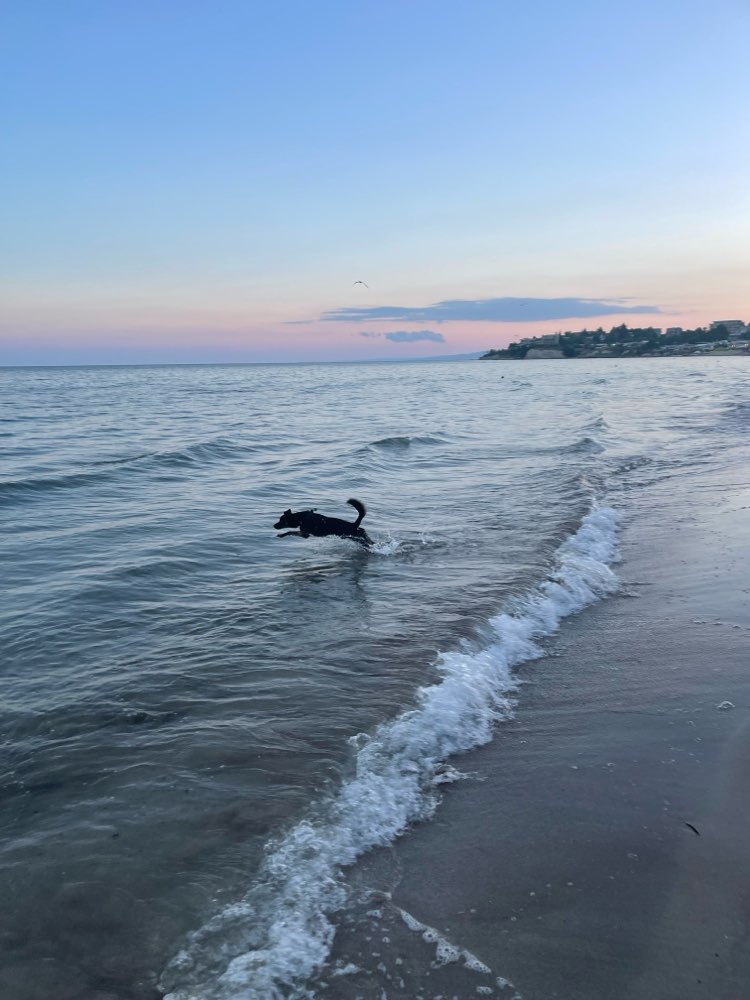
274;498;372;546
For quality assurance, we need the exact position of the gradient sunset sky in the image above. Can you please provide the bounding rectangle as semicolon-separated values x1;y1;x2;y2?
2;0;748;365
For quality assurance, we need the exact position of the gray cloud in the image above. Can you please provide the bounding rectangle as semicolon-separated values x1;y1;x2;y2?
359;329;446;344
328;297;661;324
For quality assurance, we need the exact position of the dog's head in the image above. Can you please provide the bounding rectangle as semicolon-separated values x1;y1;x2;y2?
274;508;301;530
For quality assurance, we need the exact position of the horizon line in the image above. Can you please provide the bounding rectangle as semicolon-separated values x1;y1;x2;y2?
0;353;487;370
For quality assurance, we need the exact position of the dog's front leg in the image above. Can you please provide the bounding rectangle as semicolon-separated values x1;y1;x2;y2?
277;530;304;538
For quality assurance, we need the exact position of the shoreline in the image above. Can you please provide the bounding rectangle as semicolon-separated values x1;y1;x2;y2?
321;476;750;998
480;351;750;360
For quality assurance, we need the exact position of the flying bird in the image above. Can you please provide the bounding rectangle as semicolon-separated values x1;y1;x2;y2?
352;280;369;288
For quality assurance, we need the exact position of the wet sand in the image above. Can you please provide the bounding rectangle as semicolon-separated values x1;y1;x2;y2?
326;481;750;999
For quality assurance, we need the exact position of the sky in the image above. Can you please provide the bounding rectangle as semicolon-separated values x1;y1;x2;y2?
1;0;749;365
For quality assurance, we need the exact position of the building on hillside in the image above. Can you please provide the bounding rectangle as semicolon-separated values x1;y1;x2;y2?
710;320;747;338
666;327;684;336
518;333;559;347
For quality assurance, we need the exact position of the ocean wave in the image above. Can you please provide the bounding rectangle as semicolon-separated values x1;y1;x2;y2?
365;434;446;450
527;435;605;457
559;435;605;455
159;505;620;1000
583;414;609;431
612;455;653;476
723;399;750;425
128;435;269;469
0;467;111;503
0;437;261;505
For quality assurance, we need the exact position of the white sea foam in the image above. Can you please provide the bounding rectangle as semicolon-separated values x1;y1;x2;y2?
397;907;487;973
370;535;402;555
370;532;441;556
159;505;619;1000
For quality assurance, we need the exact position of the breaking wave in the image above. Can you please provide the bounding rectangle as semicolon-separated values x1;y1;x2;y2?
159;504;620;1000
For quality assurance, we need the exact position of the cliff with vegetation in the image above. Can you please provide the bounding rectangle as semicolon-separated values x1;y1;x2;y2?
481;323;750;360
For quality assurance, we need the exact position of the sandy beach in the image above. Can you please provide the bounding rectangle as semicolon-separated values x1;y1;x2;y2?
322;475;750;999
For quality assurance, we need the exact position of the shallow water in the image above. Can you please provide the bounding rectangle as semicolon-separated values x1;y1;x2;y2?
1;358;749;999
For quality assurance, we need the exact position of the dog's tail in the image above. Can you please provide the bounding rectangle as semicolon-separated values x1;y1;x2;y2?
347;498;367;527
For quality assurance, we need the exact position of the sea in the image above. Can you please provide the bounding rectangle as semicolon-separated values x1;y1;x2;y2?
1;358;749;1000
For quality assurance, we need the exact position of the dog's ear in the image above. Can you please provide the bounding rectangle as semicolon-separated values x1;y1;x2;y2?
284;509;292;515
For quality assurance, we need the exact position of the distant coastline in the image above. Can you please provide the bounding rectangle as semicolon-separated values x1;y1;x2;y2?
481;321;750;360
